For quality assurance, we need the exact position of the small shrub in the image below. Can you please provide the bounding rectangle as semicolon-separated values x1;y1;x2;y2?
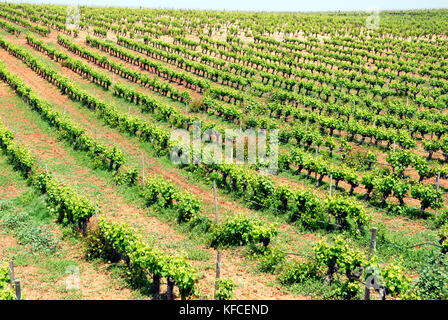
279;260;320;285
382;262;411;297
258;247;286;273
84;226;118;262
0;263;15;300
210;214;277;248
188;98;204;113
333;280;362;300
215;278;235;300
0;211;59;253
2;211;28;230
15;225;59;253
113;168;138;186
415;254;448;300
175;192;202;223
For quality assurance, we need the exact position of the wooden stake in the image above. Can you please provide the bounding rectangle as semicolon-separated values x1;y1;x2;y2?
379;288;386;300
364;278;372;300
329;174;333;196
14;280;21;300
214;251;222;299
364;227;378;301
213;180;219;224
435;172;441;217
212;178;222;299
367;227;377;260
166;277;175;300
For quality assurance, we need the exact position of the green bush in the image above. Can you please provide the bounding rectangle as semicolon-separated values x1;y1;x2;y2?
215;278;235;300
0;263;15;300
176;192;202;223
438;224;448;254
324;196;369;229
210;214;277;248
382;262;411;297
2;211;28;230
258;247;286;273
415;254;448;300
333;280;362;300
279;260;320;285
16;225;59;253
314;236;367;283
113;168;138;186
0;211;59;254
84;226;119;262
433;210;448;228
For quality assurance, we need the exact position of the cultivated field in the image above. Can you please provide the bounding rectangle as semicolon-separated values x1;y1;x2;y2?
0;3;448;300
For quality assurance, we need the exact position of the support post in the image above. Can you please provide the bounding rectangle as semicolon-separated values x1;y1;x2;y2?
166;277;175;300
213;180;219;224
367;227;377;260
14;280;21;300
214;251;222;300
364;228;378;301
435;172;441;216
329;174;333;196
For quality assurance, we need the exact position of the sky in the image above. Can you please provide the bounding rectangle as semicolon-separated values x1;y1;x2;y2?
4;0;448;12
